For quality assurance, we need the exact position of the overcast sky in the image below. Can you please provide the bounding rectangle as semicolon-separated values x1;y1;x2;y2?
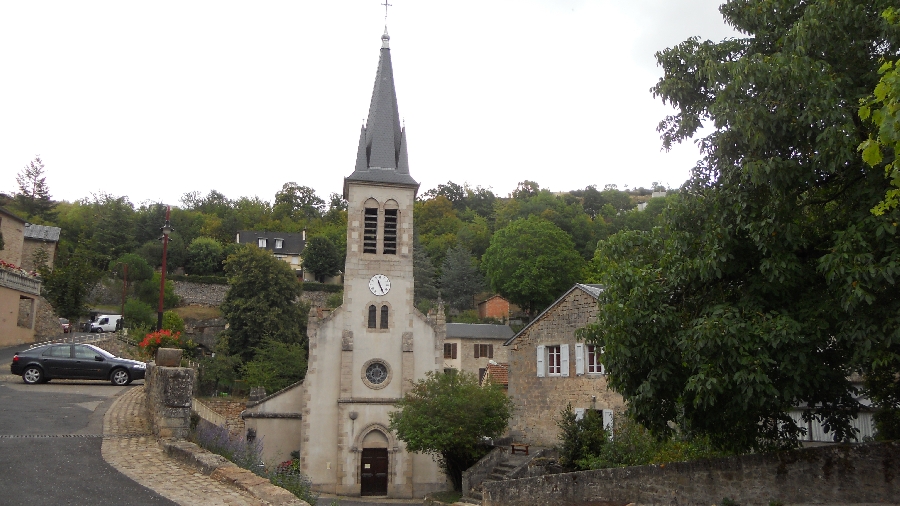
1;1;740;208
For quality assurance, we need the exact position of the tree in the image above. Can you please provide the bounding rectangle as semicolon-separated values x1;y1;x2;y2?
241;339;308;394
40;248;102;321
186;237;225;275
389;371;513;491
439;245;485;311
860;8;900;216
136;272;179;309
15;156;54;220
221;245;307;362
585;0;900;453
302;235;342;282
109;253;154;282
273;182;325;221
413;236;438;310
482;216;584;315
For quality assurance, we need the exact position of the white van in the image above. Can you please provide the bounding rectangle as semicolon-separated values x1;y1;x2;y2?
90;315;123;333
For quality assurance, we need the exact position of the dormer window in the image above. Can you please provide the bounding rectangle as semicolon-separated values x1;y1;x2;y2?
275;238;284;249
258;238;267;248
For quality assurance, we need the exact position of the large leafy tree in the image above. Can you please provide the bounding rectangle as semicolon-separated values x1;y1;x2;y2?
413;235;438;310
482;216;584;315
302;235;342;282
41;247;103;321
389;371;513;491
186;236;225;275
15;156;55;220
586;0;900;452
439;245;485;311
273;182;325;222
221;244;307;362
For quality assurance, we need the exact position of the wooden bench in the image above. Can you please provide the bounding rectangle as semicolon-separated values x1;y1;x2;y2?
510;443;529;455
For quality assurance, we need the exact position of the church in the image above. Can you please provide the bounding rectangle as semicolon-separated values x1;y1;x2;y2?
242;28;448;498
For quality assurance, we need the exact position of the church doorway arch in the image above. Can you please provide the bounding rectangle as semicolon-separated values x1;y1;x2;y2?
360;429;389;496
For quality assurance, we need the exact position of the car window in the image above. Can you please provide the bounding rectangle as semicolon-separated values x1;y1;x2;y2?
98;318;108;325
86;345;115;358
43;345;72;358
73;345;100;359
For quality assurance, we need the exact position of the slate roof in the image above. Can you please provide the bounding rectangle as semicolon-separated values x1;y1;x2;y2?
344;29;418;198
236;230;306;255
504;283;605;346
24;224;61;242
446;323;515;340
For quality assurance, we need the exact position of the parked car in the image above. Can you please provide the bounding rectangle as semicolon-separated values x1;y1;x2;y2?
59;318;71;333
10;343;146;386
90;314;123;333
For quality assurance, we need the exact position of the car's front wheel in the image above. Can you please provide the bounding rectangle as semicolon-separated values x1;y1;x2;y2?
22;366;43;385
110;368;131;386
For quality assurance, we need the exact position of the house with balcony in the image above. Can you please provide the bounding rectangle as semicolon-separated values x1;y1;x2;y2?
0;208;43;347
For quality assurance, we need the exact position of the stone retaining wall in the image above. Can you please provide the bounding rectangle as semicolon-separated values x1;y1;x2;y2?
482;442;900;505
174;281;229;306
145;363;195;438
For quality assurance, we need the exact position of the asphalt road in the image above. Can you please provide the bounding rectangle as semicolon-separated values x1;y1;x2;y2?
0;341;175;506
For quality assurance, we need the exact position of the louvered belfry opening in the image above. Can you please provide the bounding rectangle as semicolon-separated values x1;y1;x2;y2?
364;208;378;253
383;209;398;254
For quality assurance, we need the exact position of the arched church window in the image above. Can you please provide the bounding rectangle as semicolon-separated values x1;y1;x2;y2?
380;305;389;329
363;208;378;254
383;209;398;254
368;305;377;328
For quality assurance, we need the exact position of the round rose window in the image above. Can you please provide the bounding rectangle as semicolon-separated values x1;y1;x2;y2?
365;362;389;385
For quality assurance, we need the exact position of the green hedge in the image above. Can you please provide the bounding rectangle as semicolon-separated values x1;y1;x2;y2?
169;274;228;285
300;282;343;293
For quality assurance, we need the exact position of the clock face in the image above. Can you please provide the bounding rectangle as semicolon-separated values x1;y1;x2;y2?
369;274;391;296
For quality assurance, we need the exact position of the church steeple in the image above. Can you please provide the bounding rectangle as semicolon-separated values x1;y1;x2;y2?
344;28;418;198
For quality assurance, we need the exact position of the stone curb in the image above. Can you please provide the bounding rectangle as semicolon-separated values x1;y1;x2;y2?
159;438;309;506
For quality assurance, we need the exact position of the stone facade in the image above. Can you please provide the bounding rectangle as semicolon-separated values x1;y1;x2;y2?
483;441;900;506
0;208;26;267
21;238;56;272
441;323;513;379
174;281;229;307
243;31;445;499
0;208;40;347
505;284;624;447
145;363;195;439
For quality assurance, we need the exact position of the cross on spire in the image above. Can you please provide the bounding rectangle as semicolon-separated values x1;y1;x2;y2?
381;0;392;21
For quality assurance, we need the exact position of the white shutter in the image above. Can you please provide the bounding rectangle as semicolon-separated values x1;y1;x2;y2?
560;344;570;377
536;345;545;377
574;408;585;421
600;346;606;374
574;343;585;376
603;409;614;439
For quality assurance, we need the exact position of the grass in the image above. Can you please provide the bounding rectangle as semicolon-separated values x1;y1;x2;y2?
173;305;223;319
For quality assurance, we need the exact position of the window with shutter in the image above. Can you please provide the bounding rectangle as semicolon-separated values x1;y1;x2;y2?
536;345;545;377
602;409;614;439
574;343;585;376
547;346;561;376
560;344;570;377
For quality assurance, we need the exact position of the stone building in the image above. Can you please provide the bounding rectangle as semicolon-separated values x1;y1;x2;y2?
22;223;60;271
243;29;446;498
0;207;42;347
441;323;513;381
504;283;624;447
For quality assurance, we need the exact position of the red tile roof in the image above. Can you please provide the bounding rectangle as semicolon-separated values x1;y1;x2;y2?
483;363;509;386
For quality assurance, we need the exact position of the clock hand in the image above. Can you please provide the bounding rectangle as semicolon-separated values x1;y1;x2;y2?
378;280;384;292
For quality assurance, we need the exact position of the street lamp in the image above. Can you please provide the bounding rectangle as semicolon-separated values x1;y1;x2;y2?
157;205;174;331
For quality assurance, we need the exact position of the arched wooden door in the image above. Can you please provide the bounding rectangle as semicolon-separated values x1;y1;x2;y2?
360;448;388;496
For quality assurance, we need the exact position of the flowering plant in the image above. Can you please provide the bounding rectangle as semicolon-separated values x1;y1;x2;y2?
139;329;193;360
0;259;39;278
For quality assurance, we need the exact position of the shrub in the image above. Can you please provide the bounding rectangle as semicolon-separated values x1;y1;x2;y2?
186;236;225;275
138;329;196;360
192;420;264;474
124;298;155;328
269;457;319;505
325;292;343;309
136;272;180;309
162;310;185;334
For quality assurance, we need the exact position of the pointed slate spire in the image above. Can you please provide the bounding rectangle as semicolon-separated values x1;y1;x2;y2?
345;29;419;198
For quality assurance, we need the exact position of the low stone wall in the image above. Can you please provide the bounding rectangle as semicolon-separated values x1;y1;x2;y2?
174;281;229;307
145;363;195;438
482;442;900;506
462;447;506;495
